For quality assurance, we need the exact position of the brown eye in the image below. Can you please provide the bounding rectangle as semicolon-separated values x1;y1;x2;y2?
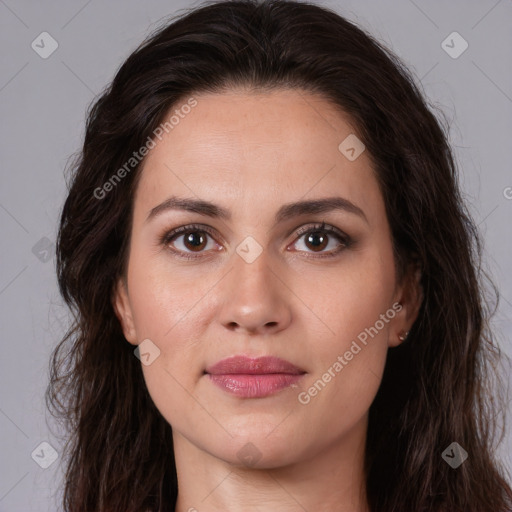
180;231;208;252
160;224;219;260
304;231;329;252
291;223;351;258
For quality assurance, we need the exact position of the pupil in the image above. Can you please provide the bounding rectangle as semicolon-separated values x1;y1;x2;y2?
308;232;326;250
186;232;205;249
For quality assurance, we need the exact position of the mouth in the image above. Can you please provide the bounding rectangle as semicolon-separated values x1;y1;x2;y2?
204;355;306;398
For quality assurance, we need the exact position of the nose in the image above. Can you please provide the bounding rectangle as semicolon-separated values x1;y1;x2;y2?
217;247;292;336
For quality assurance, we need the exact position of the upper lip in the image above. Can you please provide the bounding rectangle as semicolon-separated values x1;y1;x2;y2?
205;356;305;375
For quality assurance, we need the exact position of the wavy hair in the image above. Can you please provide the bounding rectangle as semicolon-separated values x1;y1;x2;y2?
47;1;512;510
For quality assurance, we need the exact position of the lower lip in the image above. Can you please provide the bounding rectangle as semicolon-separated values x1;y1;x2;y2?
207;373;304;398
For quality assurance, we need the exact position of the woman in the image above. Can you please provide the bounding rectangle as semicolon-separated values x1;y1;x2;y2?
47;0;512;510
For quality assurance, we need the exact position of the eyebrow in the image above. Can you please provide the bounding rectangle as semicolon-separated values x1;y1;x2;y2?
145;195;368;225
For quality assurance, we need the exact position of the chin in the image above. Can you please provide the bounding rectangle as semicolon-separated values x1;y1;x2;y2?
208;429;306;469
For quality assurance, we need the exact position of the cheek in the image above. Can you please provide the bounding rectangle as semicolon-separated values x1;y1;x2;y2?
126;243;199;338
294;238;396;350
127;260;209;427
125;250;210;398
294;241;395;411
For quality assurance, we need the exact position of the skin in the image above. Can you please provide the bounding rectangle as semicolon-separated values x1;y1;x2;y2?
113;88;422;512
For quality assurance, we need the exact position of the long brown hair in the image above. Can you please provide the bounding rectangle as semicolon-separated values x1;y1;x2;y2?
47;1;512;510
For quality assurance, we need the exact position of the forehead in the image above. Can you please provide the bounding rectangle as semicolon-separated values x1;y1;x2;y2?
133;88;383;226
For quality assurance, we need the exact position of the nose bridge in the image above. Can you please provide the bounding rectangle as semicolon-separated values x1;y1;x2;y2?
218;238;290;333
229;238;275;303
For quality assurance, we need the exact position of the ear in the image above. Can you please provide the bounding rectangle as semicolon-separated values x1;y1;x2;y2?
112;277;138;345
389;261;423;348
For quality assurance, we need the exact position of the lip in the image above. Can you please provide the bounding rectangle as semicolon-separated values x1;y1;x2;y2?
206;355;304;375
205;356;306;398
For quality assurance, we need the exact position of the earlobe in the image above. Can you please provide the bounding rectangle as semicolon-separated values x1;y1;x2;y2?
112;278;138;345
390;263;423;347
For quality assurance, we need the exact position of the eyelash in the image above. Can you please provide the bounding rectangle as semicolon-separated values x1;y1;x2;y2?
159;222;353;261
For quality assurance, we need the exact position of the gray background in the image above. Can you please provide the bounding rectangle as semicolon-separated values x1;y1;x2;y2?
0;0;511;510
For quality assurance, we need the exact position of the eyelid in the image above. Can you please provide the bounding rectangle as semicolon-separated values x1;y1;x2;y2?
162;223;219;241
292;221;348;242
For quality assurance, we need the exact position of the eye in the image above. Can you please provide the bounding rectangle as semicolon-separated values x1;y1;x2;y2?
289;222;352;258
159;223;221;260
160;221;352;260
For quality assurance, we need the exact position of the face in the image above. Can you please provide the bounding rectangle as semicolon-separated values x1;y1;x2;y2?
113;88;421;469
